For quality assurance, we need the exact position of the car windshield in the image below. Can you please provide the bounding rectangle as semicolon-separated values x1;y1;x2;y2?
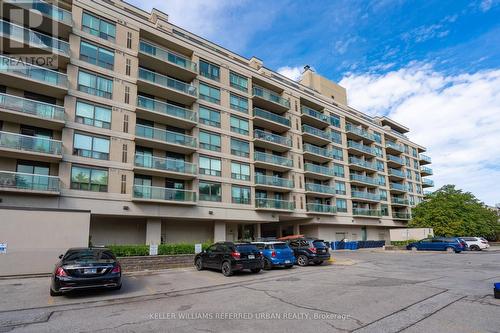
63;249;115;261
235;244;258;252
273;243;288;249
313;240;326;248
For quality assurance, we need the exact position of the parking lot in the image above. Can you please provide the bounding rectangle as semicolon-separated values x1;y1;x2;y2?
1;248;499;333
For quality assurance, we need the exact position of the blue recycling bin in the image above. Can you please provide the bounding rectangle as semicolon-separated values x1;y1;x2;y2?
495;283;500;299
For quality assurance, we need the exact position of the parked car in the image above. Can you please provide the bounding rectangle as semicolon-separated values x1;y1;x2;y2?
194;242;263;276
461;237;490;251
406;237;466;253
50;247;122;296
252;241;295;269
287;238;330;266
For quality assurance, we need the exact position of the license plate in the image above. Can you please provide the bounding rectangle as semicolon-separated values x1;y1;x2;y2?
248;255;255;259
285;260;291;264
84;268;97;274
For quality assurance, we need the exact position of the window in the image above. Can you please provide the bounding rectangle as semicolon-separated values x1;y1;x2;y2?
406;170;412;179
404;144;409;154
336;198;347;212
330;114;341;128
122;144;127;163
333;163;344;177
82;12;116;42
120;174;126;194
412;147;418;157
378;174;386;185
230;72;248;92
376;160;385;171
231;138;249;157
73;133;110;160
71;165;108;192
198;106;220;127
123;114;129;133
199;181;222;202
78;71;113;99
75;100;111;129
125;58;131;76
374;146;383;157
407;182;414;193
199;83;220;104
413;159;419;169
335;182;346;195
199;131;221;152
231;161;250;181
199;60;220;81
373;132;382;144
232;185;251;204
409;195;415;205
80;41;114;70
381;204;389;216
230;93;248;113
379;189;387;201
126;31;132;49
124;86;130;104
199;156;221;176
331;130;342;144
230;115;249;135
332;147;343;161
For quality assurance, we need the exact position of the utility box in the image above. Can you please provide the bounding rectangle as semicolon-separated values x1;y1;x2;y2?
389;228;434;242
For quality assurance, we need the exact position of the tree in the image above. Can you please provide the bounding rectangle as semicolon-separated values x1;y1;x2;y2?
408;185;498;239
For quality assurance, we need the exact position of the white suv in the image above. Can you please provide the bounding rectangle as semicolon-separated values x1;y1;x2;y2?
461;237;490;251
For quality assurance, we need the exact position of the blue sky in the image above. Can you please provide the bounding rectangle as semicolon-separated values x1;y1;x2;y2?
130;0;500;205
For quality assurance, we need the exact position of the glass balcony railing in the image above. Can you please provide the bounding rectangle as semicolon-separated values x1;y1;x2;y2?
393;212;411;219
388;168;405;178
350;174;380;186
137;96;196;122
345;124;375;141
305;183;336;195
301;106;329;122
0;171;60;192
134;154;197;175
348;156;377;170
347;140;376;155
351;191;380;201
0;93;64;121
255;198;294;210
253;107;290;127
135;124;197;148
0;54;68;87
423;190;433;195
255;174;294;188
13;1;72;25
133;185;196;202
139;40;197;72
303;143;333;159
421;166;433;175
307;203;337;214
304;163;334;177
252;85;290;109
391;197;409;205
390;182;407;191
419;154;432;163
353;208;382;217
138;68;197;97
387;154;404;165
422;178;434;187
302;124;330;140
254;151;293;167
0;131;62;155
254;129;291;147
386;141;404;152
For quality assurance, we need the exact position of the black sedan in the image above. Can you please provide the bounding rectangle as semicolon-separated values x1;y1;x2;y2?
50;247;122;296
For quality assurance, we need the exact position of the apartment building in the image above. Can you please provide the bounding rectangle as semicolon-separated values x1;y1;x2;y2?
0;0;434;247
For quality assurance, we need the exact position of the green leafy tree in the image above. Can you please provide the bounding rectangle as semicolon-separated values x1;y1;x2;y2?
408;185;498;238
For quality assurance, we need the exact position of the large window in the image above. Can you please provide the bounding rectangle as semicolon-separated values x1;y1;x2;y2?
330;114;341;128
378;174;386;185
78;71;113;99
70;165;108;192
199;82;220;104
332;147;343;161
333;163;344;178
230;138;249;158
199;131;221;152
231;161;250;181
335;182;346;195
230;115;249;135
229;72;248;92
199;60;220;81
232;185;251;204
331;130;342;144
80;41;114;70
199;156;222;176
75;100;111;129
230;94;248;113
199;181;222;202
73;133;110;160
82;12;116;42
336;198;347;212
379;189;387;201
198;106;220;128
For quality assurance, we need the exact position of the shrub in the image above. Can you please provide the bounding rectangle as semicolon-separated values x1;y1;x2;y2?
390;240;418;246
106;242;212;257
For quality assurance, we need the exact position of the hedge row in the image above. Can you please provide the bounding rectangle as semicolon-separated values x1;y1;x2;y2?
390;240;418;246
107;242;212;257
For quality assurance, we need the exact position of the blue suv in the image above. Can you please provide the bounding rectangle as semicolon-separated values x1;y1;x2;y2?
253;242;295;269
406;237;466;253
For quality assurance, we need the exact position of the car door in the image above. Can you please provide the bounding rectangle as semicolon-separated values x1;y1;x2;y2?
419;239;431;250
214;244;227;269
203;244;218;268
431;239;444;250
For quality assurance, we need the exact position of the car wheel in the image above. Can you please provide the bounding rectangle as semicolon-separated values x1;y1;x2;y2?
251;268;261;274
297;255;309;266
470;245;480;251
50;288;62;297
195;258;204;271
221;261;233;277
445;247;454;253
263;259;272;270
411;246;418;251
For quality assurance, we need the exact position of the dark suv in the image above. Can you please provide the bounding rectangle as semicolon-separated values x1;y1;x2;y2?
194;242;264;276
287;238;330;266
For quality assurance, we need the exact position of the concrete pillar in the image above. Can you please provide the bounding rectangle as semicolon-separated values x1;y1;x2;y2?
293;224;300;235
254;223;261;240
146;218;161;245
214;221;226;242
278;224;283;238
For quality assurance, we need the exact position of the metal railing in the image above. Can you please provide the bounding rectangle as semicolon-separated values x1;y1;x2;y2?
253;129;291;147
387;154;404;165
255;174;294;188
0;54;68;87
255;198;294;210
0;171;60;192
350;174;380;186
0;131;62;155
302;124;330;140
348;156;377;170
138;67;197;97
134;154;196;175
133;185;196;202
303;143;333;158
304;163;334;176
139;40;197;72
353;208;382;217
301;105;329;122
135;125;197;148
253;107;290;127
254;151;293;167
0;93;64;121
347;140;376;155
307;203;337;214
351;191;380;201
137;96;196;122
305;183;336;195
252;85;290;108
388;168;405;178
345;123;375;141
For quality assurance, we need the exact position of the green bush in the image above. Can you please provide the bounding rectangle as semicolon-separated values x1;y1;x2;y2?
390;240;418;246
107;242;212;257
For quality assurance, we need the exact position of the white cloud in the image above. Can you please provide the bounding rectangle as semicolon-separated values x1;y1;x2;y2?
480;0;494;11
340;64;500;205
401;15;457;43
277;66;303;81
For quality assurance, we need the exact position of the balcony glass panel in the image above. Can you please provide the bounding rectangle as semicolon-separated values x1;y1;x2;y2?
139;40;197;72
137;96;196;122
347;140;376;154
301;106;329;122
0;93;64;120
134;154;196;175
0;131;62;155
135;125;196;148
252;85;290;108
349;174;379;185
253;107;290;127
303;143;333;158
0;54;67;87
351;191;380;201
302;124;330;140
305;183;336;195
304;163;334;176
307;203;336;213
254;151;292;167
133;185;196;202
353;208;382;216
0;171;59;192
138;68;197;96
255;198;294;210
253;129;291;147
345;124;375;141
255;174;294;188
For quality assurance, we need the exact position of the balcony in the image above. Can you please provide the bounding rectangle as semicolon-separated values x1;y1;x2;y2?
254;174;294;192
0;93;65;129
304;163;334;180
306;203;337;214
393;212;411;220
303;143;333;163
255;198;294;211
135;125;197;154
385;141;404;154
353;208;382;218
138;67;197;105
0;131;62;162
253;129;292;152
345;124;375;142
389;182;407;193
300;105;329;128
132;185;196;204
388;168;405;180
347;140;376;157
349;174;380;187
305;183;335;197
423;190;433;195
302;124;331;145
134;154;197;180
421;166;433;176
254;151;293;172
387;154;404;167
136;96;197;129
419;154;432;165
0;171;60;195
0;54;68;98
351;191;381;202
348;156;378;172
138;40;197;82
391;197;409;206
422;178;434;188
252;85;290;113
252;107;290;133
